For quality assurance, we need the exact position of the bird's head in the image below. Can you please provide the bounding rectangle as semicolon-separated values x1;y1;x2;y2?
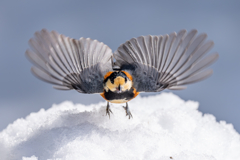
103;71;133;93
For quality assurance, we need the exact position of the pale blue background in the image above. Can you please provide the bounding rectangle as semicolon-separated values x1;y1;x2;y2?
0;0;240;132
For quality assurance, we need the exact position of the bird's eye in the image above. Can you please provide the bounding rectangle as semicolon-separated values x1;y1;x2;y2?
125;77;127;83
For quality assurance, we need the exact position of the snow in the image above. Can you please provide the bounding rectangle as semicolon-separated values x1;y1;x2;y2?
0;93;239;160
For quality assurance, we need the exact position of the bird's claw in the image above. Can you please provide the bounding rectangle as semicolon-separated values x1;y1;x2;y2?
106;108;113;118
106;102;113;118
123;104;133;119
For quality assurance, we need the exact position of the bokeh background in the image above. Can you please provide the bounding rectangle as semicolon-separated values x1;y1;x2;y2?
0;0;239;132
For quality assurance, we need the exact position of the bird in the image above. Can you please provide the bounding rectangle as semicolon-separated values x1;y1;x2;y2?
26;29;218;119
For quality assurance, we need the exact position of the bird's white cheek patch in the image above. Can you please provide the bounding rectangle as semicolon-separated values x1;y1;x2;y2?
105;79;116;92
122;80;132;91
104;86;109;92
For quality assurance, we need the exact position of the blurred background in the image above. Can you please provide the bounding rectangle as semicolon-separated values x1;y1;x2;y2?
0;0;239;132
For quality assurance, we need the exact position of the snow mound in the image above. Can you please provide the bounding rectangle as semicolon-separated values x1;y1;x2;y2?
0;93;240;160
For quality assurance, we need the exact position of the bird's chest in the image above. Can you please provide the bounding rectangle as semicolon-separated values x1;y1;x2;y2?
101;88;136;104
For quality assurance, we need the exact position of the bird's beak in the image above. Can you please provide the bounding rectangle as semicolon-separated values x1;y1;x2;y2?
116;85;122;93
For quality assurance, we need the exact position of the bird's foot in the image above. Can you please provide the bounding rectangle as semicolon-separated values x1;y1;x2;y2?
123;103;133;119
106;102;113;118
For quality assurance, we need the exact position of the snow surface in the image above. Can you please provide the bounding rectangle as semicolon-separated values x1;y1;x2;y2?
0;93;240;160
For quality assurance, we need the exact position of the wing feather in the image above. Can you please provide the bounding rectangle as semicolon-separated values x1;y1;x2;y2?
53;85;72;90
177;69;213;85
114;29;218;92
26;29;113;93
31;67;68;86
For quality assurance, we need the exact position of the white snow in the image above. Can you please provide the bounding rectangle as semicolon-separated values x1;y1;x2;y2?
0;93;239;160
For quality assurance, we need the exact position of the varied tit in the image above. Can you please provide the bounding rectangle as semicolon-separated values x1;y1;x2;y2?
26;29;218;119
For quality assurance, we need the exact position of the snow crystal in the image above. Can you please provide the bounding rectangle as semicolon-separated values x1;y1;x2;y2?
0;93;239;160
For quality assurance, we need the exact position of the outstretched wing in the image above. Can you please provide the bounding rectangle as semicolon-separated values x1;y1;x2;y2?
26;29;113;93
114;29;218;92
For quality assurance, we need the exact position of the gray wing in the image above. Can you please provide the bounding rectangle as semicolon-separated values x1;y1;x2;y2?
114;29;218;92
26;29;113;93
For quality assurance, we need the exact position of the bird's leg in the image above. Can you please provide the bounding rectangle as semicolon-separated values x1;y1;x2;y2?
123;102;133;119
106;101;113;118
